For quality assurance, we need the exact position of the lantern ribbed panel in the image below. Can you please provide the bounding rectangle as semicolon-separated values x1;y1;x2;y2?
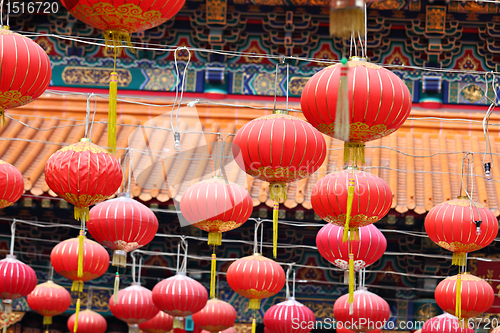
422;314;474;333
333;289;390;333
180;178;253;234
316;224;386;270
435;274;494;318
232;113;326;184
192;299;237;332
139;311;174;333
300;60;411;142
27;281;71;318
263;299;316;333
0;29;51;113
152;273;208;317
0;255;37;300
88;195;158;252
59;0;186;34
67;310;107;333
311;169;392;228
226;254;285;301
50;238;110;282
109;284;159;324
424;198;498;254
0;160;23;209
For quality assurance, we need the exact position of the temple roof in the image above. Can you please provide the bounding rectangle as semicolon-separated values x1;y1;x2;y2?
5;93;500;216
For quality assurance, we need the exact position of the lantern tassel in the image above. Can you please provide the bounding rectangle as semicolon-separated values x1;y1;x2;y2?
334;58;349;141
77;230;84;278
173;318;184;329
71;281;84;293
108;72;118;154
210;253;216;298
249;299;261;310
329;7;365;38
74;207;89;223
343;178;356;243
114;271;120;304
129;324;140;333
344;142;365;165
270;182;287;258
456;273;462;322
73;298;81;333
208;232;222;246
348;253;354;313
452;252;466;267
112;251;127;268
43;317;52;326
251;318;256;333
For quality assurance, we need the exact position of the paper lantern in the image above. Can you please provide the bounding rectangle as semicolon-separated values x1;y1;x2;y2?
88;193;158;267
264;298;315;333
301;59;411;163
27;281;71;325
233;110;326;257
435;274;494;320
192;299;237;333
226;253;286;310
424;197;498;267
312;168;392;241
0;160;23;209
139;312;174;333
67;310;107;333
0;27;51;121
0;255;37;311
333;289;390;333
152;273;208;317
421;313;473;333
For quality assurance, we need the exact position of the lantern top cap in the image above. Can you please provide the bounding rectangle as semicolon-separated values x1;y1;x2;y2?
118;192;131;198
1;26;9;30
349;56;368;62
272;110;289;115
252;253;262;256
80;138;92;143
457;195;469;200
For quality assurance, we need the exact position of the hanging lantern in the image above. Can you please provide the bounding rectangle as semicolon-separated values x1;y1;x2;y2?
301;59;411;164
264;298;315;333
110;283;160;333
180;177;253;297
152;273;208;317
435;273;494;321
67;310;107;333
226;253;286;310
192;299;237;333
139;312;174;333
333;289;390;332
421;313;473;333
0;160;23;209
27;281;72;326
0;255;37;311
88;193;158;266
0;27;51;122
233;110;326;257
424;197;498;267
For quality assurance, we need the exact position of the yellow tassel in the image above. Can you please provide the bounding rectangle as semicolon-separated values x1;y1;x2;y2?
108;72;118;154
103;30;133;54
210;253;216;299
334;58;349;141
251;319;256;333
329;7;365;38
344;142;365;165
452;252;466;267
343;178;355;243
273;202;278;258
71;281;84;293
173;318;184;329
77;231;84;278
348;253;354;306
456;274;462;321
350;228;359;241
43;316;52;325
114;272;120;304
73;298;81;333
270;182;287;259
74;207;89;223
208;232;222;246
249;299;261;310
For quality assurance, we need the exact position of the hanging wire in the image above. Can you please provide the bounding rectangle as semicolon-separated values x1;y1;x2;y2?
273;63;279;111
9;219;16;256
286;63;290;111
253;220;262;254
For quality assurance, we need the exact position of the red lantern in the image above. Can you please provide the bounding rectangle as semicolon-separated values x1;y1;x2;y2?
88;193;158;267
27;281;72;325
0;27;51;121
45;139;123;222
312;169;392;240
67;310;107;333
421;313;473;333
316;224;386;270
152;273;208;317
110;283;159;332
435;274;494;319
424;197;498;267
50;237;110;291
264;298;315;333
226;253;286;310
139;312;174;333
333;289;390;333
192;299;237;333
0;255;37;311
233;110;327;257
301;59;411;162
0;160;23;209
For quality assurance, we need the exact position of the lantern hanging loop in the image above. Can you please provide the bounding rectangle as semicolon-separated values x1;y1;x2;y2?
171;46;192;146
292;269;296;299
286;62;289;111
460;153;483;232
273;63;279;111
130;251;143;285
176;242;181;274
253;219;263;254
131;250;138;284
48;263;54;282
9;218;16;256
483;72;497;174
137;256;144;284
180;237;188;273
87;286;93;310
